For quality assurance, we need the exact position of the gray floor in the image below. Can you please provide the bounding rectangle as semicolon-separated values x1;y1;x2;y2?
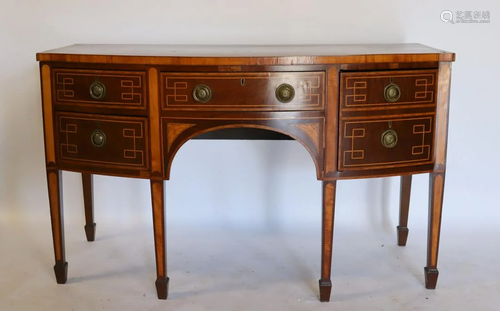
1;216;498;311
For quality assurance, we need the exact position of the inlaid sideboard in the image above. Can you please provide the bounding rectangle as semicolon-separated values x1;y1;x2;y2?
36;44;455;302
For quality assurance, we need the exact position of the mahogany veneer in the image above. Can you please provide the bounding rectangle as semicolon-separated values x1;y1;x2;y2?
161;71;325;111
37;43;455;301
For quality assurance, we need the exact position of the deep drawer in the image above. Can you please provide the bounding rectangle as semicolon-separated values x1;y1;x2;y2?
338;115;434;171
340;70;437;109
160;72;325;111
55;112;149;170
53;69;147;109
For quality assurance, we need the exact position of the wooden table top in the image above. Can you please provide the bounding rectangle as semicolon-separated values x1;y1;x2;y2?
37;43;455;66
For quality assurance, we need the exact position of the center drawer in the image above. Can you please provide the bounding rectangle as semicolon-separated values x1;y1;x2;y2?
55;112;149;170
160;72;325;111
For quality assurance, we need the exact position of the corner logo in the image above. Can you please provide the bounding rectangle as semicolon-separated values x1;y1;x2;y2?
441;10;491;24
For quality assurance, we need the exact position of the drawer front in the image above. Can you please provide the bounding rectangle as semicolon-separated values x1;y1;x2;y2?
56;113;149;169
339;116;434;171
53;69;147;109
340;70;437;109
160;72;325;110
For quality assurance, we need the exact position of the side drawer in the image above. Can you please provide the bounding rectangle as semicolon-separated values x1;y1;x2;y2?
338;115;434;171
55;112;149;170
53;69;147;109
160;72;325;111
340;70;437;109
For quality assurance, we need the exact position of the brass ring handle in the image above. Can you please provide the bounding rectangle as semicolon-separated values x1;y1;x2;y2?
192;84;212;103
91;130;106;147
275;83;295;103
384;83;401;102
381;129;398;148
90;81;106;100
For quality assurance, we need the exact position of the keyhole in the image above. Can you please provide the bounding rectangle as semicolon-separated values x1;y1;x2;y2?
388;121;393;128
241;78;245;86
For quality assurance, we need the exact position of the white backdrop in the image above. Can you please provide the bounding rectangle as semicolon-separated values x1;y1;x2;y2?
0;0;498;250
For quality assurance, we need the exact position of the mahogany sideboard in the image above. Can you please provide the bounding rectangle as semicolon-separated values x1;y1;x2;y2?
36;44;455;302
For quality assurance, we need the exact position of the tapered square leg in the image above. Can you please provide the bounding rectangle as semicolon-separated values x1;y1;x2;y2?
425;172;445;289
54;261;68;284
424;267;439;289
319;279;332;302
319;181;336;302
47;170;68;284
82;173;96;242
397;175;412;246
423;62;451;290
151;179;169;300
397;226;409;247
155;276;170;300
84;223;96;242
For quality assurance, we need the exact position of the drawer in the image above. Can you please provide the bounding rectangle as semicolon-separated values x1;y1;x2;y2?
338;116;434;171
53;69;147;109
340;70;437;109
55;112;149;170
160;72;325;110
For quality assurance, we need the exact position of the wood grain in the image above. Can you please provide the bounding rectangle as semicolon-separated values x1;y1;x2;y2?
37;43;455;301
37;44;455;65
52;69;147;109
166;123;196;152
338;116;435;170
434;62;452;172
324;66;340;178
427;173;445;268
319;181;336;302
47;169;67;284
160;71;325;111
148;67;163;177
161;114;325;180
339;69;438;110
293;123;321;153
397;175;412;246
426;172;445;289
82;173;96;242
55;112;150;170
41;64;56;165
150;179;168;299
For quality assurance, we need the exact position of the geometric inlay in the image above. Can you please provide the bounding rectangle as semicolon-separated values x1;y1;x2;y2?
344;127;366;160
297;77;321;102
343;72;437;107
60;122;78;154
162;72;325;110
121;79;142;102
123;127;144;160
54;70;144;106
166;123;196;152
340;116;434;170
56;76;75;99
56;113;148;169
412;122;431;156
165;81;189;105
414;75;435;100
345;79;367;103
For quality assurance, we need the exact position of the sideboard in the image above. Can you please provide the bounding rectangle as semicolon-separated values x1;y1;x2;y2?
36;44;455;301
